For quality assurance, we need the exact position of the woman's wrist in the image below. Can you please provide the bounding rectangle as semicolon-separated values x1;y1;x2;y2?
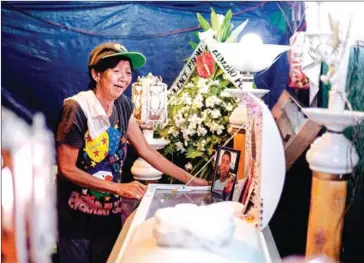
108;181;121;195
176;169;192;184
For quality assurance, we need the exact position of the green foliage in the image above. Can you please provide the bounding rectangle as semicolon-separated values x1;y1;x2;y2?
210;8;220;31
197;13;211;31
215;10;232;42
189;41;198;50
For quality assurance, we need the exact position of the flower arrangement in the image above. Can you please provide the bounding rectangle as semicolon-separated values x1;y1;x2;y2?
157;9;247;180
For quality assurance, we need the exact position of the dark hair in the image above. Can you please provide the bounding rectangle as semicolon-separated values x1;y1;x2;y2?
222;151;232;161
88;56;133;90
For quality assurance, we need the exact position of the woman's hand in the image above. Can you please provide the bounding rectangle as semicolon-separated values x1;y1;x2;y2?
114;181;147;200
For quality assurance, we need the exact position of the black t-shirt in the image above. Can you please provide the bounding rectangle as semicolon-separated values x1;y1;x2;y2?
56;93;133;238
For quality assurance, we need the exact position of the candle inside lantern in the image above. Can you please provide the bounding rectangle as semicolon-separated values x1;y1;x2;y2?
132;73;167;127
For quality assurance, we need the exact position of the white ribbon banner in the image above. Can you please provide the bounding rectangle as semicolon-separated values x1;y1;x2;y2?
206;39;248;90
170;41;206;92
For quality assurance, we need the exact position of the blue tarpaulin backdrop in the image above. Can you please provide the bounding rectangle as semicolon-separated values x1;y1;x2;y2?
2;1;293;131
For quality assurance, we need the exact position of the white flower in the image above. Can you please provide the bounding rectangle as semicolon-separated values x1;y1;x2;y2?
216;125;225;135
185;82;194;88
205;95;222;108
168;127;176;135
175;142;186;153
169;95;181;106
174;114;185;128
182;106;191;114
182;130;190;141
205;96;215;108
209;122;219;132
214;96;222;105
197;78;208;88
198;85;209;94
197;139;206;151
211;109;221;119
224;103;233;111
197;125;208;136
202;109;209;118
185;162;193;171
186;125;196;136
188;114;203;128
168;127;180;137
220;90;231;98
223;73;229;80
172;130;179;137
181;93;192;105
193;94;204;108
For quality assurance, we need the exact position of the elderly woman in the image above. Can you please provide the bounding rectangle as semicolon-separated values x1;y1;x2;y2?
56;42;208;263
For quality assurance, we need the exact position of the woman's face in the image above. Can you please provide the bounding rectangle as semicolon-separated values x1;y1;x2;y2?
98;60;132;100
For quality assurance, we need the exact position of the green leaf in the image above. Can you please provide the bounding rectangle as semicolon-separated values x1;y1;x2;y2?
158;128;169;139
215;28;224;42
192;31;199;40
186;146;204;159
215;10;232;42
221;9;232;30
215;68;224;78
209;85;220;95
197;13;211;31
164;144;175;155
220;79;231;87
189;41;198;50
220;22;232;42
210;8;220;31
226;19;249;43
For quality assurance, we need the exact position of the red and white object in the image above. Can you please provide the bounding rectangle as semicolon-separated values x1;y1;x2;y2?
288;32;310;89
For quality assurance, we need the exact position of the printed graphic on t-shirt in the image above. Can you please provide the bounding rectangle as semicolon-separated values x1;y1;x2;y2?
88;170;113;198
68;191;123;216
84;130;109;163
68;122;128;215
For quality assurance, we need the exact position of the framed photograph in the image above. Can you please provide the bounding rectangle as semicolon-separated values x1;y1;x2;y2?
211;146;241;200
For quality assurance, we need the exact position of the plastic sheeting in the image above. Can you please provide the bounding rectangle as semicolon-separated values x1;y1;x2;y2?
2;1;293;131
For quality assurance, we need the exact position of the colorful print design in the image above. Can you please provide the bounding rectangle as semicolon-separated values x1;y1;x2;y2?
84;130;109;163
68;122;127;215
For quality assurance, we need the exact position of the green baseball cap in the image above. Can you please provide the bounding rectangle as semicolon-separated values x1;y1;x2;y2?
88;42;146;69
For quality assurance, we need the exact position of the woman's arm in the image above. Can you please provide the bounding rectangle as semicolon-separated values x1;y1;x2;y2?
57;144;146;199
126;117;208;186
